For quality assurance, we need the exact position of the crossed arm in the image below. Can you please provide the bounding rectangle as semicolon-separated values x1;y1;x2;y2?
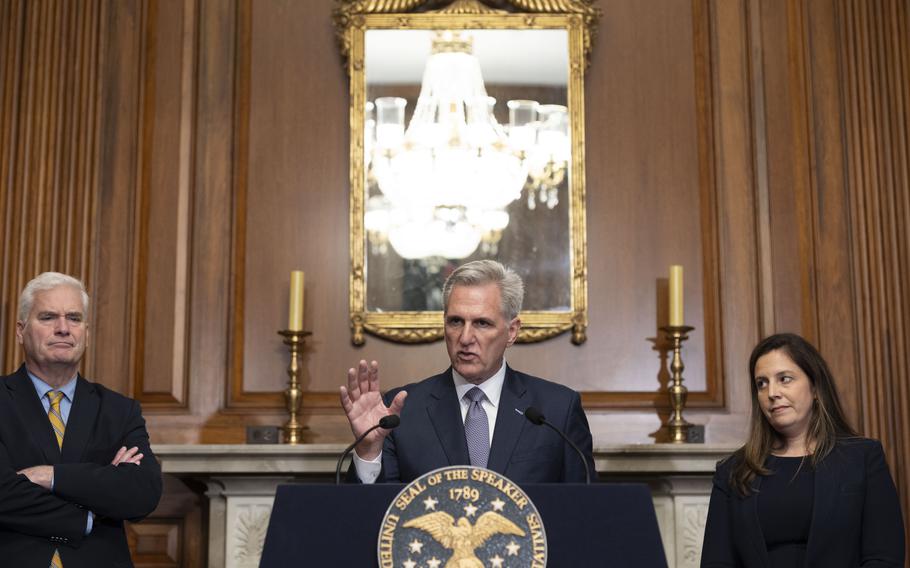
17;445;144;490
0;439;88;544
0;400;162;543
52;400;162;521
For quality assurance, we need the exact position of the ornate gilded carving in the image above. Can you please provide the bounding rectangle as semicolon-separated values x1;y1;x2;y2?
571;311;587;345
334;0;601;71
351;313;366;346
338;0;595;345
364;324;446;343
517;324;574;343
436;0;507;14
355;320;575;344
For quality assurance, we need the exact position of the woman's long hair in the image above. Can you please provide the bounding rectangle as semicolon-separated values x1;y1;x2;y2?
730;333;857;496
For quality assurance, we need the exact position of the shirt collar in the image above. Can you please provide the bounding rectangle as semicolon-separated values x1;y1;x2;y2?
452;360;507;408
26;369;78;402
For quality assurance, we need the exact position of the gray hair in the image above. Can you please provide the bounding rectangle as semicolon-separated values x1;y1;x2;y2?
18;272;90;323
442;260;524;320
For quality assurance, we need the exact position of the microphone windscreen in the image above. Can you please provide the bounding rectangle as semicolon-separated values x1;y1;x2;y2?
378;415;401;429
524;407;546;425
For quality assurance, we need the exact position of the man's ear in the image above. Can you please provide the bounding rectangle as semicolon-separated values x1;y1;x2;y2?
15;321;24;345
506;317;521;346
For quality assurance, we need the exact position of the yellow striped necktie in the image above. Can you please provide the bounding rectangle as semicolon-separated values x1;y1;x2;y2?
46;391;65;568
47;391;65;449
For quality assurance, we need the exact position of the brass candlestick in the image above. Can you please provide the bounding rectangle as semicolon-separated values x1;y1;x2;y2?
278;329;311;444
660;325;695;443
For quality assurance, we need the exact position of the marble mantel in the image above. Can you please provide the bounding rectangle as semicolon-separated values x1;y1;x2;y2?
155;442;735;475
154;443;738;568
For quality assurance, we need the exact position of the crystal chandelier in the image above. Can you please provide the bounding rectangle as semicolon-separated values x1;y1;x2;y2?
364;31;570;260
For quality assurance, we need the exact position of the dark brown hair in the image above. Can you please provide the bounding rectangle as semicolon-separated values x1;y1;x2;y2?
731;333;857;495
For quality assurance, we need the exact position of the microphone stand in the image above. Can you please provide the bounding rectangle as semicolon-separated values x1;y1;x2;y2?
520;407;592;484
334;416;400;484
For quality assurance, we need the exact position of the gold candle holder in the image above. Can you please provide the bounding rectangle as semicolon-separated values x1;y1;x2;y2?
660;325;695;443
277;329;312;444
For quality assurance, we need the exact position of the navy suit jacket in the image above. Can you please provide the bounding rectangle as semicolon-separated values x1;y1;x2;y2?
701;438;905;567
0;365;162;568
372;366;596;484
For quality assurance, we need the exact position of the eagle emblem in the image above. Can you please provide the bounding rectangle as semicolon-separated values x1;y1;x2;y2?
377;467;547;567
403;510;526;568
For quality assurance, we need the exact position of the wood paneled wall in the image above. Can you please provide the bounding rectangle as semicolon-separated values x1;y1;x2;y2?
752;0;910;555
0;0;101;370
836;0;910;550
0;0;759;441
1;0;908;564
0;1;199;563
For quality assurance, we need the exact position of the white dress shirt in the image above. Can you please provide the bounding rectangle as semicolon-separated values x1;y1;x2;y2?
353;361;508;484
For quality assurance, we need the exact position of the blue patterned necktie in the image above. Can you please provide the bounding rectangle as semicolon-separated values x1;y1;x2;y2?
463;387;490;468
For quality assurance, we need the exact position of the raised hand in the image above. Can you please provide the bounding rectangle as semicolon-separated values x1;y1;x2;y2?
339;360;407;460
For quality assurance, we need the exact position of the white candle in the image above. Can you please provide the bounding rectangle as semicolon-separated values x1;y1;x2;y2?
669;265;683;326
288;271;305;331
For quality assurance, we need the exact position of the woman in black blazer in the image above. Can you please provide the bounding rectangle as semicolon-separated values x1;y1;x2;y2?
701;333;904;567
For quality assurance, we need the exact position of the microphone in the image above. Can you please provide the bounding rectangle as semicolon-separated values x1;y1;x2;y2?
518;407;592;484
335;415;401;484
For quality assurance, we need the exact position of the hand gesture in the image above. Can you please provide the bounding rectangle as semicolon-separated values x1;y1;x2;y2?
339;360;407;460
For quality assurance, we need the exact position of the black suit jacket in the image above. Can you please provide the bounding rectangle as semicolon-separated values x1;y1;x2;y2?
701;438;905;567
371;366;596;484
0;365;162;568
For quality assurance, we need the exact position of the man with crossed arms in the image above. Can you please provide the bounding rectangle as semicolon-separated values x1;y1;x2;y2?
0;272;161;567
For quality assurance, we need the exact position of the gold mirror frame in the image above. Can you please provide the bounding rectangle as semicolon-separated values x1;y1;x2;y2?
334;0;599;346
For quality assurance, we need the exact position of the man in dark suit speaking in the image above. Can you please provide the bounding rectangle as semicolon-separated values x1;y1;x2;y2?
340;260;595;484
0;272;162;567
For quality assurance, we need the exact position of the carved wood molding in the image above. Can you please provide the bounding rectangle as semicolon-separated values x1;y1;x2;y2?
227;0;267;409
128;0;196;409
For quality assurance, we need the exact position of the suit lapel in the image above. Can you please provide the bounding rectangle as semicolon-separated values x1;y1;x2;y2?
426;371;470;466
805;451;837;563
486;366;528;474
742;474;771;567
6;365;61;463
60;376;98;463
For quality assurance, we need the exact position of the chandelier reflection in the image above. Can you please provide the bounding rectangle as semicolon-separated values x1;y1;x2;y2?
364;31;570;260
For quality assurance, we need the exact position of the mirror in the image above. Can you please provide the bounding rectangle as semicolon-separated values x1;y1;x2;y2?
335;1;599;345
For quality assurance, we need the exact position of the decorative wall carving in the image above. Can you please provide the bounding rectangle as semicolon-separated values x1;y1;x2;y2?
676;500;708;568
226;499;274;568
